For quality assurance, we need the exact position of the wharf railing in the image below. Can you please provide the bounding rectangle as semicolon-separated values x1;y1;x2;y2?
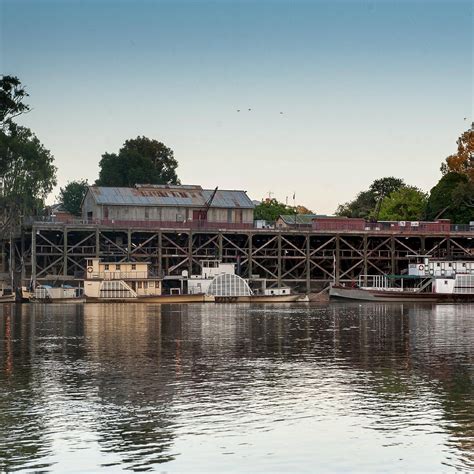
24;217;474;233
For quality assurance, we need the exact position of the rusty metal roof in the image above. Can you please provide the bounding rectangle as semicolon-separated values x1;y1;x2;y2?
88;186;254;209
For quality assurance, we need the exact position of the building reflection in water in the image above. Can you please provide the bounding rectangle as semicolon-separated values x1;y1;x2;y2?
0;302;472;471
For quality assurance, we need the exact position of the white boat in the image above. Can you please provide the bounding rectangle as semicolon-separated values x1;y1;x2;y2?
31;285;85;303
329;258;474;303
0;282;15;303
184;260;305;303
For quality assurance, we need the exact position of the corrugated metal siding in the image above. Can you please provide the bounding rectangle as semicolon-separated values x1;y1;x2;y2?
89;186;254;209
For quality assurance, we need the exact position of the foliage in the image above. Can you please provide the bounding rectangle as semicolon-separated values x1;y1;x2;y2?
425;173;473;224
336;177;405;218
368;177;405;199
0;126;57;227
378;186;428;221
0;75;30;133
441;124;474;181
254;199;293;221
295;205;313;214
58;179;89;216
96;136;180;186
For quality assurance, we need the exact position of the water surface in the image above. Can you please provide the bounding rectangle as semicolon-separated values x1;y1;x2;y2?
0;302;473;472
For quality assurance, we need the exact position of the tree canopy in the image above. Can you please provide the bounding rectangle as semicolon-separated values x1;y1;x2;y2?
58;179;89;216
425;173;473;224
254;199;314;221
0;75;30;133
336;177;406;218
0;76;57;231
96;136;180;187
0;126;57;227
441;124;474;181
378;186;428;221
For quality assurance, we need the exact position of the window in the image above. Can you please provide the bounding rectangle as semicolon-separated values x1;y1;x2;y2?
131;264;136;270
104;264;109;271
138;282;142;289
116;265;121;271
145;208;149;220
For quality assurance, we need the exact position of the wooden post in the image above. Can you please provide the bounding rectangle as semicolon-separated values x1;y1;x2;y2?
335;234;340;285
277;232;282;287
188;231;193;274
218;232;223;261
248;233;253;279
390;235;396;276
95;228;100;258
31;228;36;284
63;228;68;277
306;234;311;294
158;231;163;277
363;234;368;285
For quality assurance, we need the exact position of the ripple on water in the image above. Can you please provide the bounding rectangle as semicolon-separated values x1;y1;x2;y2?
0;302;473;472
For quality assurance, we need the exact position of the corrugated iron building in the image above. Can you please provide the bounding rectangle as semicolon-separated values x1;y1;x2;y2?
81;184;255;225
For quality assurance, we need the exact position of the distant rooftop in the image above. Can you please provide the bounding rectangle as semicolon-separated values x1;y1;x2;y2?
87;185;255;209
279;214;331;225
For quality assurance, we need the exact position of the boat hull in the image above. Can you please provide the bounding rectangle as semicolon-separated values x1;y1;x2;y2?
30;298;86;304
329;286;474;303
0;295;16;303
86;294;215;303
215;294;305;303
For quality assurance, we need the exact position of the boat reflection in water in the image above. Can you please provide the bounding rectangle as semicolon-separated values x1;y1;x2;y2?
0;302;473;472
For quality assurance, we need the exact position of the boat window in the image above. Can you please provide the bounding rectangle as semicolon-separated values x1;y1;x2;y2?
104;264;109;271
138;282;142;288
143;282;147;288
116;265;121;271
436;263;440;267
131;264;136;270
448;263;452;267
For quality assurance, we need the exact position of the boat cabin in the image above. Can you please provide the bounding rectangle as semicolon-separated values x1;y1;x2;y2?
84;258;161;299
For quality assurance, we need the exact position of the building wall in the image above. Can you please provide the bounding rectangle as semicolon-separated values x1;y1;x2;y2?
81;190;254;223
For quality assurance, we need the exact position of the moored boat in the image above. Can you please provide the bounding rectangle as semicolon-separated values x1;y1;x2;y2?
329;258;474;303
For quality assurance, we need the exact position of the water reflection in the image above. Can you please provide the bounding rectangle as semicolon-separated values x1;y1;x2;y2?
0;302;473;471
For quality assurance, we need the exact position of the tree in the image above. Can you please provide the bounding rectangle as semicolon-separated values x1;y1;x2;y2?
378;186;428;221
336;177;405;218
0;126;57;228
336;190;376;218
368;177;405;200
58;179;89;216
441;124;474;181
0;75;30;132
295;205;314;214
96;136;180;186
254;199;293;221
425;173;473;224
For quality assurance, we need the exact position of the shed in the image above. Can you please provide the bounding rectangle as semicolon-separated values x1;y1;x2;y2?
81;184;255;225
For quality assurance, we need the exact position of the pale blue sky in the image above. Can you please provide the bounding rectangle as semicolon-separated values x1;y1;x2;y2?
1;0;472;212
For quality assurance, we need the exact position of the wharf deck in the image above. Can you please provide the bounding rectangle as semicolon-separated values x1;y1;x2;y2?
2;222;473;293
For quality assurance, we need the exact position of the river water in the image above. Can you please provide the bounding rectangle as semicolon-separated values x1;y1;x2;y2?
0;302;473;472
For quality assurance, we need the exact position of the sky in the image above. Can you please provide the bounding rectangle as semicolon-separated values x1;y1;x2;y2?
0;0;472;212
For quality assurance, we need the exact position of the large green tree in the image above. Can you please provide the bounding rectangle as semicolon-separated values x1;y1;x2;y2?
254;199;294;221
425;173;473;224
0;76;57;231
58;179;89;216
378;186;428;221
96;136;179;186
336;177;405;218
0;126;57;227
